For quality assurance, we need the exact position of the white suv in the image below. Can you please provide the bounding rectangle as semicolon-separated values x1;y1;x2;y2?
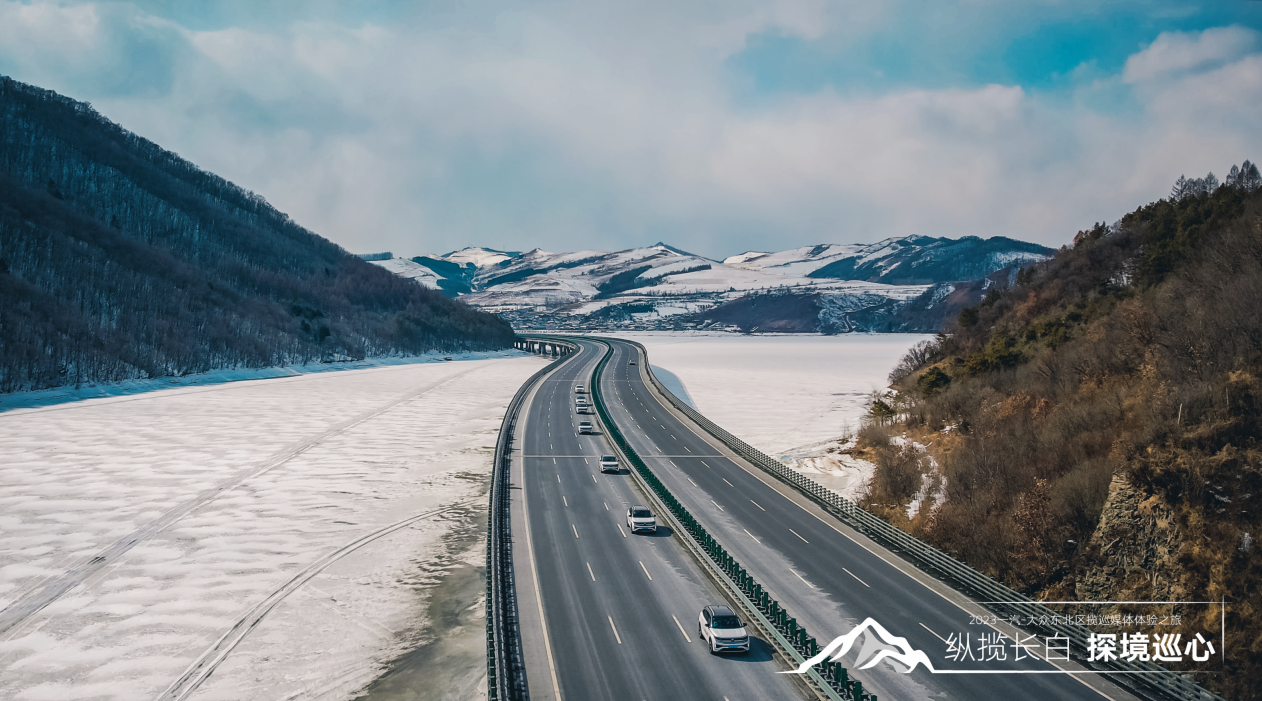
575;384;586;394
698;605;750;654
626;506;656;533
578;420;593;434
599;455;619;473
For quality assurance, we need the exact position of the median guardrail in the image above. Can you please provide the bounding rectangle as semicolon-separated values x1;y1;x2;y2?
487;336;579;701
587;340;871;701
610;337;1222;701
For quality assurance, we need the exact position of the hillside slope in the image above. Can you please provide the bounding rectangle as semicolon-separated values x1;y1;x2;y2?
876;165;1262;699
0;77;514;393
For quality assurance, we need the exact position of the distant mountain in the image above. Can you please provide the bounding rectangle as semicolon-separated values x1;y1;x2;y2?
370;237;1052;333
0;77;514;393
728;236;1051;285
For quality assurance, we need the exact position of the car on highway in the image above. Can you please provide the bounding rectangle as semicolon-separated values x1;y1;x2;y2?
599;455;619;473
575;384;586;394
626;505;656;533
576;405;593;414
629;360;636;365
697;605;750;654
578;420;593;434
575;396;588;407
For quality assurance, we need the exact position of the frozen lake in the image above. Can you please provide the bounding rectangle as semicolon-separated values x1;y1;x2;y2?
0;354;544;701
609;332;932;498
611;332;929;454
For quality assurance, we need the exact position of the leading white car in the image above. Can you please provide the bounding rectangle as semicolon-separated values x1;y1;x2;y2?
599;455;619;473
697;605;750;654
625;505;656;533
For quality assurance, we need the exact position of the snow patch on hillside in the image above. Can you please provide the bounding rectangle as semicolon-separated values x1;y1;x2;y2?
370;257;442;289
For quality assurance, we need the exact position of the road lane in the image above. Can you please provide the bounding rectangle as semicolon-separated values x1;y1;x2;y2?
511;340;807;701
598;338;1139;701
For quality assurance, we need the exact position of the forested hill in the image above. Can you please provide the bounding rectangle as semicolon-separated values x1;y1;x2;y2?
0;77;514;393
878;162;1262;699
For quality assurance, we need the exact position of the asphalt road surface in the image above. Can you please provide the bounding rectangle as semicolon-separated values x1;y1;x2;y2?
596;338;1141;701
510;340;809;701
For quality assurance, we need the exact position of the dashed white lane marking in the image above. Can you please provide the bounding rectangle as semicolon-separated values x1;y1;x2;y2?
920;622;948;644
789;568;815;589
688;477;698;486
592;474;598;483
604;502;609;511
553;457;557;464
556;474;560;483
789;528;809;544
608;616;623;644
563;496;568;507
639;561;653;581
672;615;692;643
587;562;596;581
751;500;766;511
617;525;626;538
843;567;870;588
722;478;734;487
710;500;724;512
743;529;761;544
572;524;580;538
584;457;589;464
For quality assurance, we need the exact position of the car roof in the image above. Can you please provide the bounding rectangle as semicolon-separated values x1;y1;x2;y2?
708;605;735;617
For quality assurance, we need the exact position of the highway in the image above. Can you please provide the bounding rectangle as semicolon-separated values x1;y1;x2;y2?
509;340;808;701
594;338;1141;701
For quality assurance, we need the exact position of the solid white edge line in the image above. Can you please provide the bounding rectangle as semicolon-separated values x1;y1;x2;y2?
672;615;693;642
608;615;623;644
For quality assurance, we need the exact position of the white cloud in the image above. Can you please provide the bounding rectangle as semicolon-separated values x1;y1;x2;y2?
1123;25;1261;83
0;2;1259;258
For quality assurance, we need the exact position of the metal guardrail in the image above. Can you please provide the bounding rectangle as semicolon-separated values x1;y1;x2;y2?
608;337;1224;701
487;336;580;701
587;340;871;701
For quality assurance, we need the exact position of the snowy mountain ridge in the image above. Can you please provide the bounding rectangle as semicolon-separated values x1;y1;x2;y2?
370;236;1053;332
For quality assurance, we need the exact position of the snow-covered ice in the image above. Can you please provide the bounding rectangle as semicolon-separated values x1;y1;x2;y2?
608;332;931;499
0;354;545;701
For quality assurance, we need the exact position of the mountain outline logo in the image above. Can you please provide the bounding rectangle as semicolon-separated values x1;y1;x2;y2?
782;617;938;675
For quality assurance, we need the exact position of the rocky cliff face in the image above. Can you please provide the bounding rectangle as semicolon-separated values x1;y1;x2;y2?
1076;475;1185;603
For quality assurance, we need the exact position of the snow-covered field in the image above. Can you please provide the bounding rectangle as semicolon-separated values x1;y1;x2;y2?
0;354;545;701
609;332;931;498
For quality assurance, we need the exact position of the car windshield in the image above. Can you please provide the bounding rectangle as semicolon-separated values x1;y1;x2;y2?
602;456;616;461
632;509;652;518
712;615;742;629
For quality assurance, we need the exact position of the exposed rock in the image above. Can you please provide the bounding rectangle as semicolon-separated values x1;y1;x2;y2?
1076;474;1183;602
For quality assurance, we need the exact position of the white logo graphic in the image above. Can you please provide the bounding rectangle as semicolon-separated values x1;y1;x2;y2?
782;618;936;675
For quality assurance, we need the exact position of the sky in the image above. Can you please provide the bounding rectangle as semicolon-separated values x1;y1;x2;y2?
1;1;1260;259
